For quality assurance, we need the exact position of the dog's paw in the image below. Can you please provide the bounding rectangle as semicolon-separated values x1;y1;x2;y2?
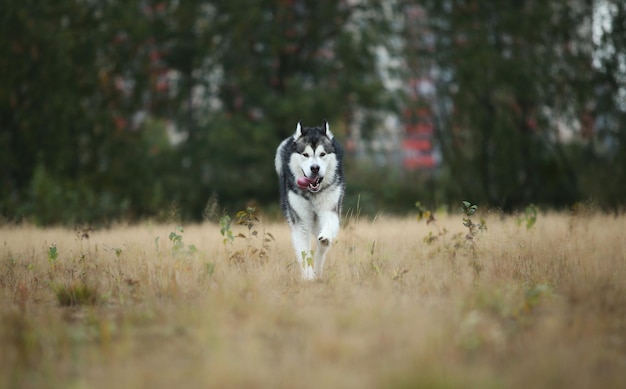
317;234;330;246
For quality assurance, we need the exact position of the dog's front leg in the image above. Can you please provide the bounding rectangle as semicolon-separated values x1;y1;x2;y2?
314;210;340;277
314;240;330;278
290;223;315;280
316;210;339;246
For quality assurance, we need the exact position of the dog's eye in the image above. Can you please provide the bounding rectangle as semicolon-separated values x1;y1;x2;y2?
319;152;326;157
302;152;309;158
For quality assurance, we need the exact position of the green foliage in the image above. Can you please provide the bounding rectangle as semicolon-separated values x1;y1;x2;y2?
461;201;487;239
114;247;123;258
345;164;440;218
205;262;215;277
219;215;234;246
457;283;555;355
414;201;431;222
416;201;447;244
0;1;397;225
235;208;260;233
54;283;100;306
458;201;487;279
517;204;538;230
169;228;184;252
221;208;275;263
1;1;626;224
154;237;160;253
47;244;58;265
168;227;197;256
25;164;123;226
523;284;554;314
410;1;626;211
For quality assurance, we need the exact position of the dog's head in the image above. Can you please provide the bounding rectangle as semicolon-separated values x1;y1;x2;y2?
289;120;338;193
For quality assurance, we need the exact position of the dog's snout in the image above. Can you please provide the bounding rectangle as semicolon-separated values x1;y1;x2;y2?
310;164;320;174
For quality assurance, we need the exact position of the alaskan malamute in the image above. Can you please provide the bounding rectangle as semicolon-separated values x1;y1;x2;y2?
275;121;345;279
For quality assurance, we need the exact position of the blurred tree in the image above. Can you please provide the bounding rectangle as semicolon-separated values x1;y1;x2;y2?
0;1;200;223
2;1;129;222
169;0;399;217
0;0;399;224
583;0;626;210
405;0;626;210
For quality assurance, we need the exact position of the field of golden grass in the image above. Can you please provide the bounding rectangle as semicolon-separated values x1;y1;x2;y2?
1;210;625;388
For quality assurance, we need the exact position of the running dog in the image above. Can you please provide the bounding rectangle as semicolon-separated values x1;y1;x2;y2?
275;120;345;279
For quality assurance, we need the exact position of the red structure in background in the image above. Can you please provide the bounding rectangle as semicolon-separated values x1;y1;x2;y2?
402;91;437;170
402;5;439;171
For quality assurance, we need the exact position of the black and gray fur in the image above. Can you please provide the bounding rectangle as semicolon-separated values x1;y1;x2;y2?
275;120;345;279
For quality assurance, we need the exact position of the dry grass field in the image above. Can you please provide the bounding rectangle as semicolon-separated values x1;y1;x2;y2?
1;210;625;388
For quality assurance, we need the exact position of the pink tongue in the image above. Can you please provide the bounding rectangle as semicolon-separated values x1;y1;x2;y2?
297;176;314;188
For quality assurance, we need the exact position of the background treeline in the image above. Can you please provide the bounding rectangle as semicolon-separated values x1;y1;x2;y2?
1;0;625;225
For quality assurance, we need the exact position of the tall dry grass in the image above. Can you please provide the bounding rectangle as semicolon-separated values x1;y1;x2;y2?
1;211;625;388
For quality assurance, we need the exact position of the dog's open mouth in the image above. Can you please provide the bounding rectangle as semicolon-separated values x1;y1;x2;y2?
297;176;323;193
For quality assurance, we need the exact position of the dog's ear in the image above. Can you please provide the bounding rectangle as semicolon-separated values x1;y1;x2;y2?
293;121;303;140
323;119;334;140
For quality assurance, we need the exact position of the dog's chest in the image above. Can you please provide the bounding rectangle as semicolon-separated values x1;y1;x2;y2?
288;185;342;213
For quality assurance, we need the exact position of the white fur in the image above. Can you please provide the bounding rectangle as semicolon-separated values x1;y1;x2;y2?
275;138;289;174
289;144;336;182
286;183;342;279
324;120;334;140
293;121;303;140
276;122;342;280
